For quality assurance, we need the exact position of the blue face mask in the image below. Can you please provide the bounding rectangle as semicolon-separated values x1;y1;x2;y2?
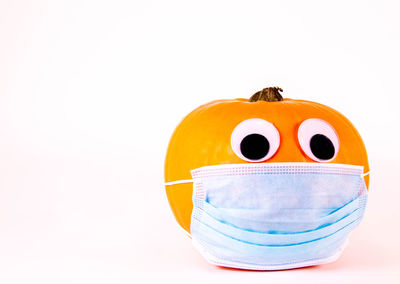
166;162;369;270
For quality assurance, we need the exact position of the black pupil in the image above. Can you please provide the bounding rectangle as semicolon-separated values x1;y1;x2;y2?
240;134;270;160
310;134;335;160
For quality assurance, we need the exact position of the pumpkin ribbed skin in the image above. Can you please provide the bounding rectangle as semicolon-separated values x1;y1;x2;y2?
165;98;369;233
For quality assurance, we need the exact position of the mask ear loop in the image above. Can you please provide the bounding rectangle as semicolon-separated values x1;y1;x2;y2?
165;179;194;186
361;171;370;177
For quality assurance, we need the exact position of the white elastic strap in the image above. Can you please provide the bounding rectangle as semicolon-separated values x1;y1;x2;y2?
362;171;371;177
165;179;194;186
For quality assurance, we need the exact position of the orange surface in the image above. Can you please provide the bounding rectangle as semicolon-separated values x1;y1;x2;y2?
164;98;370;233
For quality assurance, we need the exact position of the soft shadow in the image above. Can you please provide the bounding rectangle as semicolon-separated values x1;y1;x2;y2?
217;264;318;273
311;232;398;271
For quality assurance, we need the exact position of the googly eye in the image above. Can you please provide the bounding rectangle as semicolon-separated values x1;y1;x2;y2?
298;118;339;162
231;118;280;162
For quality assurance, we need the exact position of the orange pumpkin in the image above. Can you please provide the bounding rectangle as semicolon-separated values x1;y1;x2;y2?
165;87;369;233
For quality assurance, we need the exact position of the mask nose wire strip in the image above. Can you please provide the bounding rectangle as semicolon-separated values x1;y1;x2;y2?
165;179;194;186
165;172;371;185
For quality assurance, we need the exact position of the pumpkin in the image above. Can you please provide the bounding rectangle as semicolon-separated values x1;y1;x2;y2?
165;87;369;233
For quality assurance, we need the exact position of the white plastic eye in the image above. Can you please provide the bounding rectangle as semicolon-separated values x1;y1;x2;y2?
231;118;280;162
298;118;339;162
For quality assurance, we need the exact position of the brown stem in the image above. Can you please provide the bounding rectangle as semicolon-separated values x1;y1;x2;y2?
249;87;283;102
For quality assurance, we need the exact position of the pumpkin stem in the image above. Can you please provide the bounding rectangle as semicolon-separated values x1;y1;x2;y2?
249;87;283;102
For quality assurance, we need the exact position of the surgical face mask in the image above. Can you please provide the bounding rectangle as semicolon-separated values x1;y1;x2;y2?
165;162;369;270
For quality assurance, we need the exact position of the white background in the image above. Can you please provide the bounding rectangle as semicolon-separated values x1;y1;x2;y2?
1;0;399;283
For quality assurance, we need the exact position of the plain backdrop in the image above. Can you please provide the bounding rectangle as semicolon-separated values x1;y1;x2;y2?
0;0;399;283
